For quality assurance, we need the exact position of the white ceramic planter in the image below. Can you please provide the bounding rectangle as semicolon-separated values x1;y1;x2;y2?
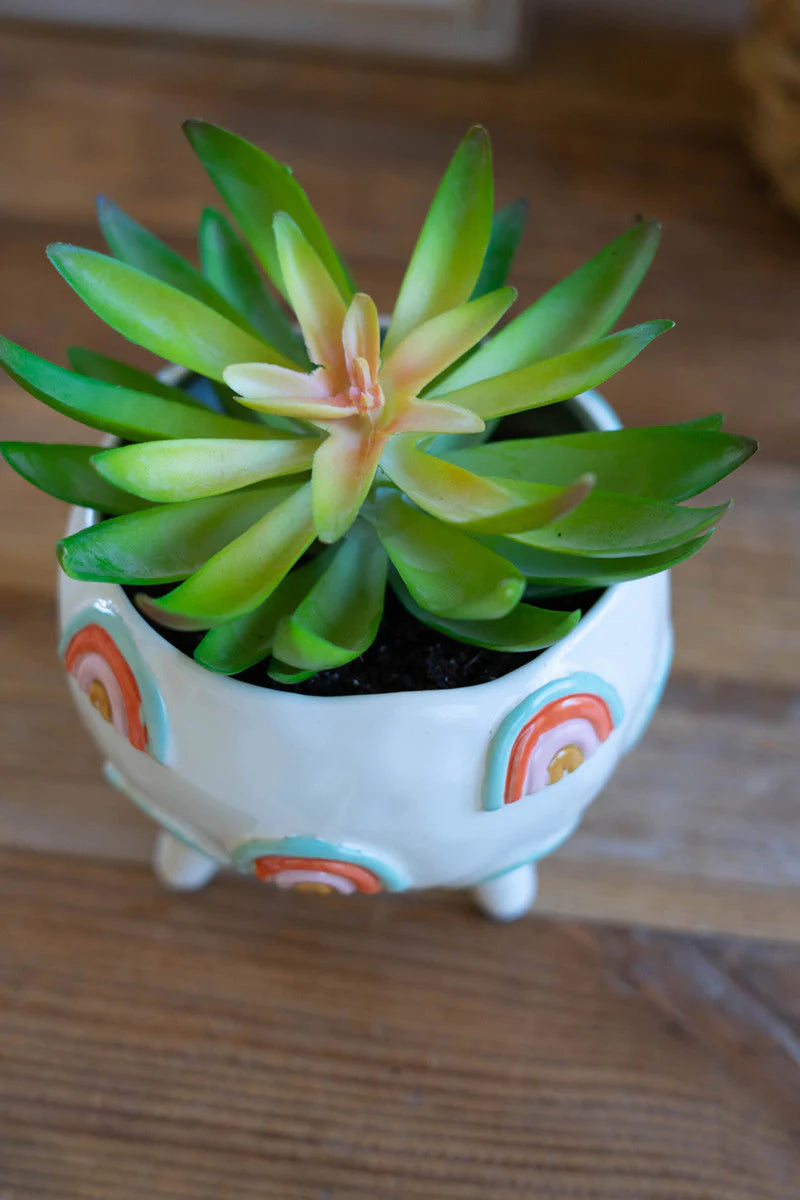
57;390;672;920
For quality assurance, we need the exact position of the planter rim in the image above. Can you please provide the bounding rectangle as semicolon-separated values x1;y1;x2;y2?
64;386;626;709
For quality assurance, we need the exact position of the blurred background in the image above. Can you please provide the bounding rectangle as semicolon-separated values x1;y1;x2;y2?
0;0;756;53
1;3;799;1196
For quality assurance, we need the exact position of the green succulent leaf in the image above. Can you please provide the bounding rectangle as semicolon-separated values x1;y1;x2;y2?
491;533;713;594
383;126;494;356
430;321;673;419
194;553;326;674
445;428;757;503
509;490;729;558
471;199;528;300
198;207;309;366
1;441;152;514
311;422;387;545
93;436;318;502
149;481;316;625
184;120;354;303
381;436;592;534
96;196;249;329
423;199;527;399
273;521;388;671
423;417;501;461
273;212;349;372
673;413;724;432
392;576;580;652
371;490;524;620
0;338;269;443
67;346;204;407
380;286;515;406
437;218;661;392
266;657;316;685
46;245;295;381
57;481;294;584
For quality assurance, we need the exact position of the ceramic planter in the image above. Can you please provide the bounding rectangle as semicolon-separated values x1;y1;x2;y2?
57;389;672;921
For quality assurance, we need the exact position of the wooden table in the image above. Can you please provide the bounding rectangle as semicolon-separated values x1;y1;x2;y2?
0;13;798;1197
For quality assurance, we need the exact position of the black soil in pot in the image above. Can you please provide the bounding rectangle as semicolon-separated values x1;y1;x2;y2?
128;581;603;696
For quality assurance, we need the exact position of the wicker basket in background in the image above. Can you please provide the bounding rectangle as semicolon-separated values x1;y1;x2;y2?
738;0;800;216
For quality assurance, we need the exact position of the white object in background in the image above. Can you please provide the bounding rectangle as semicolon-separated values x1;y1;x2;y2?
541;0;748;31
0;0;529;65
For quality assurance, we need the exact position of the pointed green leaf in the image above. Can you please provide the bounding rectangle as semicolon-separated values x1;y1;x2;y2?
184;120;353;302
471;199;528;299
381;437;592;534
1;442;151;514
195;554;326;674
509;490;729;558
47;245;295;381
97;196;249;329
445;428;757;503
436;218;662;393
673;413;724;432
93;436;318;502
67;346;204;407
430;322;673;420
424;417;501;460
489;533;713;593
312;422;386;544
0;338;269;443
199;207;309;365
380;286;515;406
383;126;494;356
57;482;294;584
371;490;523;620
420;199;527;398
150;482;316;625
267;657;316;685
273;522;388;671
392;576;580;652
273;213;349;371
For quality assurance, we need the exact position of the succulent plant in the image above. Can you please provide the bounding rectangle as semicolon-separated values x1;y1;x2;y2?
2;123;755;683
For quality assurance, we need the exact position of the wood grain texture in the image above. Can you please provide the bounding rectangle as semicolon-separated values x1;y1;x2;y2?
1;848;799;1200
0;15;799;455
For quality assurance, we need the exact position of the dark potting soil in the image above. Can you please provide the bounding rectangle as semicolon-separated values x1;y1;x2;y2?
123;397;602;696
281;588;603;695
129;583;603;696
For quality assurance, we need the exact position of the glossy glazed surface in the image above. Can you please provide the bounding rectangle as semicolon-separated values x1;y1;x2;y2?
57;392;673;894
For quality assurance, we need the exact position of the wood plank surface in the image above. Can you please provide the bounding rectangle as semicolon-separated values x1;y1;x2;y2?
1;848;799;1200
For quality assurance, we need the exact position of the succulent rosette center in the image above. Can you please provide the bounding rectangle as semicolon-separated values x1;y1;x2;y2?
222;212;510;543
337;355;383;417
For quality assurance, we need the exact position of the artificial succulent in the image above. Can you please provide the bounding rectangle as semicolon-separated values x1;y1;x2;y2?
1;123;755;682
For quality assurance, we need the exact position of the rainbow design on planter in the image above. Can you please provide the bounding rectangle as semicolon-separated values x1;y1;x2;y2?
232;836;409;894
59;603;169;761
483;672;624;812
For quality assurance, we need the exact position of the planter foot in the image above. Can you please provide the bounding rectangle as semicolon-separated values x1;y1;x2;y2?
153;830;219;892
473;862;537;921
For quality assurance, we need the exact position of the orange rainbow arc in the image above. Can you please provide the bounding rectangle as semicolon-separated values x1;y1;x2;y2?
504;693;613;805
